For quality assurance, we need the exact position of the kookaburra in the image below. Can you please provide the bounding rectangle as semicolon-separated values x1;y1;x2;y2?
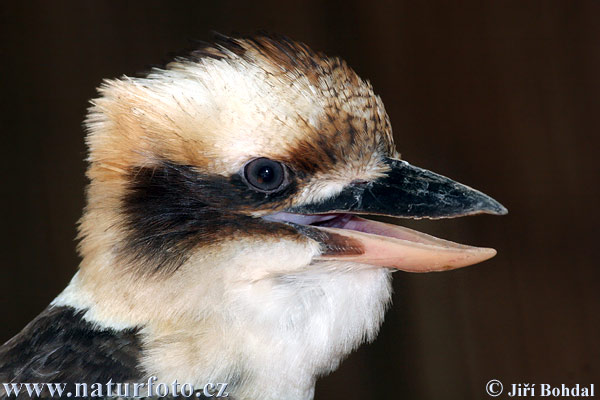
0;35;506;400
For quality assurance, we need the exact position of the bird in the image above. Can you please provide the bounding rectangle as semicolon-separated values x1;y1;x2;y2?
0;34;506;400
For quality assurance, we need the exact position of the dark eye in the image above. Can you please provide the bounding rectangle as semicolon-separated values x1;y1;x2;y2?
243;158;288;193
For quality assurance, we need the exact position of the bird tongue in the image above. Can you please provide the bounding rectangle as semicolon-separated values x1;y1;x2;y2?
313;216;497;272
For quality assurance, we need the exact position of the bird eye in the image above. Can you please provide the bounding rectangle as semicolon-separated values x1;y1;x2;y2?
243;158;287;193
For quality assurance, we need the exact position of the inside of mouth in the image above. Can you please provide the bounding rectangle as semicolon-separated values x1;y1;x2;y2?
264;212;427;244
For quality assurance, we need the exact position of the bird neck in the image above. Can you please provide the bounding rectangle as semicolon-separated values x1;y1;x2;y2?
53;261;392;400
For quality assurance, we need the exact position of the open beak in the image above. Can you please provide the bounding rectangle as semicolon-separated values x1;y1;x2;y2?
266;158;507;273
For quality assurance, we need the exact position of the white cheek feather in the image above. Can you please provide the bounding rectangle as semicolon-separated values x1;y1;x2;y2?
229;265;393;400
144;263;393;400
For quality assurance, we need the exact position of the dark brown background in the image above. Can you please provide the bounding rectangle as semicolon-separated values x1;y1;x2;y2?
1;1;598;399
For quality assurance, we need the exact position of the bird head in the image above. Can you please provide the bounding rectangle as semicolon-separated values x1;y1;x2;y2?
64;35;506;399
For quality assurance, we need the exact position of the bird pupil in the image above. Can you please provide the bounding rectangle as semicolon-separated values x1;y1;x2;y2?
257;166;273;183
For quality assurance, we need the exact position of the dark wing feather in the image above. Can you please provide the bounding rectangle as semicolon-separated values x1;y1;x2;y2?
0;305;143;399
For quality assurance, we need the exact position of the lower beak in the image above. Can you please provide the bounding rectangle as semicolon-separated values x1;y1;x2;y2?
276;158;507;272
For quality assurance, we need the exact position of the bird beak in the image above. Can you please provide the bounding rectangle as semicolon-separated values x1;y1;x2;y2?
268;158;507;272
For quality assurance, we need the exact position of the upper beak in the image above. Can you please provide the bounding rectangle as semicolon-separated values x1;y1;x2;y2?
278;158;507;272
289;158;507;219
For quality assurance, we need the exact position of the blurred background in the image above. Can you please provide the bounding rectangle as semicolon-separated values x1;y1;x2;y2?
1;1;598;399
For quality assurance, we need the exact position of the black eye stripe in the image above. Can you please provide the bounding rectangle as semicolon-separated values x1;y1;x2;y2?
243;158;289;193
120;161;299;274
